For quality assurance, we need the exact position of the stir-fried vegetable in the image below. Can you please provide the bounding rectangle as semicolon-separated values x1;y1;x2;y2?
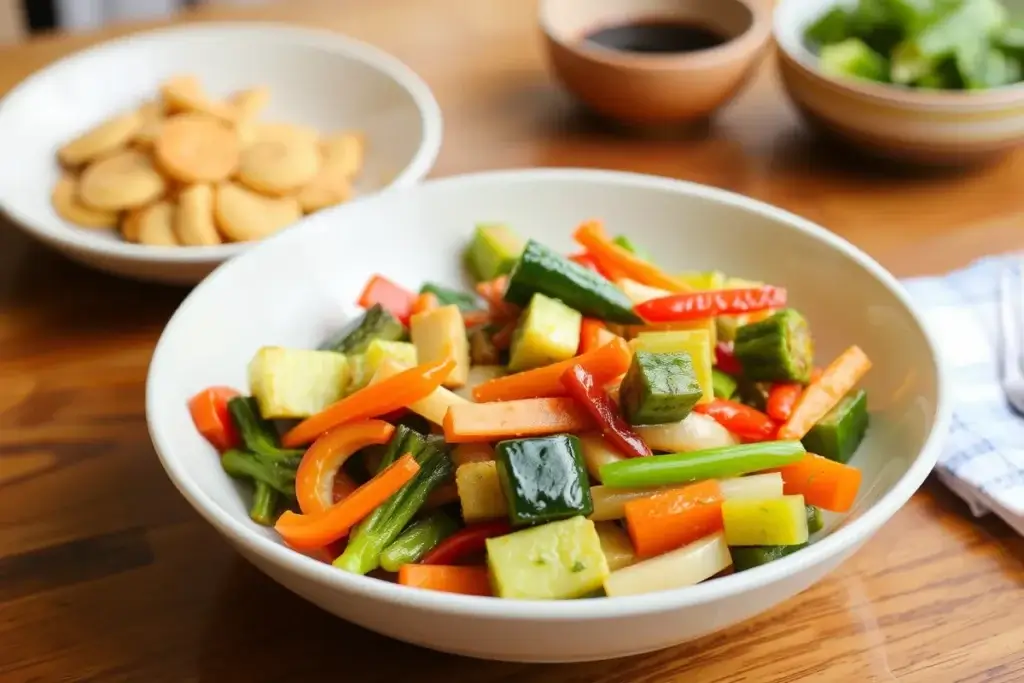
193;219;875;601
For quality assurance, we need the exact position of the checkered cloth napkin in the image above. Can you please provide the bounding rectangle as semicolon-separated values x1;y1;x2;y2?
902;254;1024;536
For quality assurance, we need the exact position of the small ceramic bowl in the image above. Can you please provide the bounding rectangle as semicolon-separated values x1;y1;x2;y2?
539;0;772;126
775;0;1024;165
0;23;442;285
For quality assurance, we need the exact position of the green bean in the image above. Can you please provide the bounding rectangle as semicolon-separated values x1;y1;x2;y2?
227;396;303;464
379;511;460;572
249;481;279;526
221;449;296;497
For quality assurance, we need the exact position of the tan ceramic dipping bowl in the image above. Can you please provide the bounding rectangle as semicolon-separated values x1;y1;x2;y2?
540;0;772;126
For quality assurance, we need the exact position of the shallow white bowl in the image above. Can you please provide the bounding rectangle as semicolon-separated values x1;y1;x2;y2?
146;169;949;663
0;22;442;285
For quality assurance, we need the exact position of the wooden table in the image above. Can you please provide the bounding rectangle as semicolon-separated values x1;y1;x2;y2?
2;1;1023;681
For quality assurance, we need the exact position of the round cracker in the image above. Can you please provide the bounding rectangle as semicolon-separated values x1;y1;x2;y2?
237;132;321;195
175;184;221;246
214;181;301;242
321;132;365;179
297;163;352;213
78;149;167;211
51;174;118;228
58;110;143;167
160;75;234;121
155;114;240;183
230;86;270;122
132;100;165;149
136;200;179;246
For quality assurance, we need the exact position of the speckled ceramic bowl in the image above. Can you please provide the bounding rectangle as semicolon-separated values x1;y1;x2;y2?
775;0;1024;165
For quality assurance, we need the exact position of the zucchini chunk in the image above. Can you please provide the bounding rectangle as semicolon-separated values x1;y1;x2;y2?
464;223;524;281
455;460;508;523
620;351;702;425
410;304;470;388
508;293;582;372
248;346;348;419
322;303;404;355
631;329;714;404
733;309;814;383
721;494;809;546
494;435;593;526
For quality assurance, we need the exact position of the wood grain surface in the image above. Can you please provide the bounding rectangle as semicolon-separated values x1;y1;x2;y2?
2;1;1023;681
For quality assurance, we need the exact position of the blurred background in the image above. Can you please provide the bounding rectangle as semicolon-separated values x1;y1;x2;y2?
0;0;268;42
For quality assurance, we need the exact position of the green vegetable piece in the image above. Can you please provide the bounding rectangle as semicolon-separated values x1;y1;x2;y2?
248;347;349;419
995;21;1024;55
227;396;303;464
957;42;1022;89
914;56;964;88
221;449;297;498
820;38;890;82
465;223;524;281
485;516;610;599
335;432;453;575
322;304;405;355
734;309;813;383
503;239;642;324
620;351;702;425
345;354;371;394
731;543;808;571
806;505;825;534
805;6;852;46
599;440;807;488
419;282;482;312
249;481;279;526
711;367;738;400
508;292;582;372
612;235;652;261
494;435;593;526
801;389;870;464
677;270;726;291
379;511;460;572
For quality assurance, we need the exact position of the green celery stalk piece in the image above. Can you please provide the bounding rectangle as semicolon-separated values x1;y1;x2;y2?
599;441;806;488
805;7;853;47
226;396;304;464
379;511;460;572
249;481;279;526
820;38;891;82
612;235;652;261
221;450;297;498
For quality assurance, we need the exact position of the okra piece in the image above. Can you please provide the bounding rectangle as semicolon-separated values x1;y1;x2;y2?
227;396;303;464
379;511;461;572
732;543;808;571
221;449;297;498
801;389;869;464
599;440;806;489
711;367;738;400
249;481;279;526
495;435;593;525
734;309;814;383
806;505;824;534
620;351;702;425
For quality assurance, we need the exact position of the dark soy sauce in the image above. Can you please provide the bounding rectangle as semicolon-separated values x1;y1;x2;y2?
584;20;729;54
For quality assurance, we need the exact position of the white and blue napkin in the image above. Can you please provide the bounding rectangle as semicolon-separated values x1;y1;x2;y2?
902;255;1024;536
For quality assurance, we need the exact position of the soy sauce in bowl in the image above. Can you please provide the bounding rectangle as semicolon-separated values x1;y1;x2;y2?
584;20;729;55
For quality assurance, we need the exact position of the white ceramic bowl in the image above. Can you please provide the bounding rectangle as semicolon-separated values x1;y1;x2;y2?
147;169;949;663
0;23;442;285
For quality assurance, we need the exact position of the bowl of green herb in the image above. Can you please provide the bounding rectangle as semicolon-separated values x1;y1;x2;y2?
774;0;1024;164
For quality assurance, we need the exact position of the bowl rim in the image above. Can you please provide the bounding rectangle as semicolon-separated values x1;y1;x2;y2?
773;0;1024;107
538;0;772;71
147;167;951;620
0;21;443;265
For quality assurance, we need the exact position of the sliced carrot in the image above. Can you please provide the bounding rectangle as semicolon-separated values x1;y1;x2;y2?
188;386;241;452
573;220;691;292
282;357;455;447
295;420;396;515
624;479;724;558
443;397;594;443
777;346;872;441
776;453;862;513
398;564;492;596
411;292;440;316
473;337;633;402
275;453;420;550
578;318;622;355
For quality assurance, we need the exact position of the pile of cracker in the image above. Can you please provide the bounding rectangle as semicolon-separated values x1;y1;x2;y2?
52;75;364;246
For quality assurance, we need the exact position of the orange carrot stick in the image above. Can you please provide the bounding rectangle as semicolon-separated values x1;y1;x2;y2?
767;368;825;422
411;292;440;316
443;397;594;443
473;337;633;402
573;220;691;292
624;479;724;557
188;386;241;452
777;347;872;441
398;564;492;596
275;453;420;549
282;357;455;447
295;420;396;515
776;454;862;512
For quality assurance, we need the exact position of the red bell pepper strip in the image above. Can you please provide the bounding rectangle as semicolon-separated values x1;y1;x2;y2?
357;274;417;324
420;520;512;565
635;287;788;323
714;342;743;376
561;364;651;458
765;368;824;422
189;386;242;452
693;398;777;442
